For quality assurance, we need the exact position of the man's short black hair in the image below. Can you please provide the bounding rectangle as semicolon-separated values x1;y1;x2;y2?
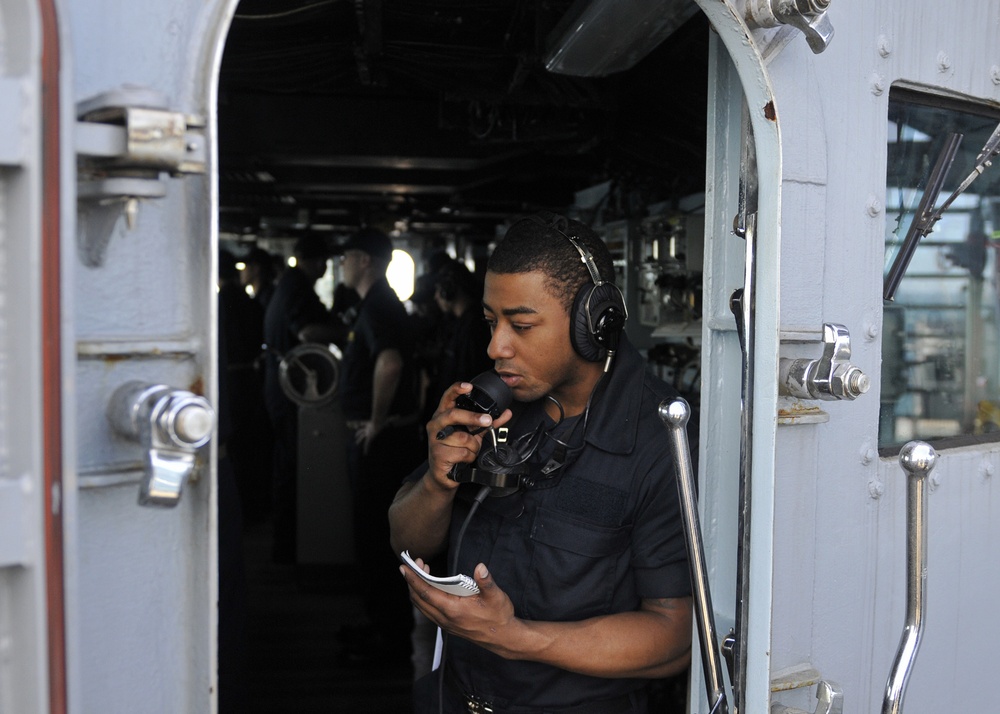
488;211;615;312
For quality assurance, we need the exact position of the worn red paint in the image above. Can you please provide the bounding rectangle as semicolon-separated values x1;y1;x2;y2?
41;0;68;709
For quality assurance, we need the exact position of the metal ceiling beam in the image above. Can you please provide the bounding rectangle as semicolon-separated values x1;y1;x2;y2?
250;150;533;171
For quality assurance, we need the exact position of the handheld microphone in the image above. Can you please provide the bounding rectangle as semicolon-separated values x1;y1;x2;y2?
436;370;512;440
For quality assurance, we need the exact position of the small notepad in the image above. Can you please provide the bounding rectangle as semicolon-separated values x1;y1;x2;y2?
400;551;480;597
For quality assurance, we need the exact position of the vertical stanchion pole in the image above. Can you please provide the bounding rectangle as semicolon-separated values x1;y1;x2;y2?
660;397;729;714
882;441;936;714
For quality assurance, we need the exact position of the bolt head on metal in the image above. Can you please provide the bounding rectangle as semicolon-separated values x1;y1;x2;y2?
658;398;690;428
899;441;937;478
174;403;213;444
848;369;870;397
800;0;831;12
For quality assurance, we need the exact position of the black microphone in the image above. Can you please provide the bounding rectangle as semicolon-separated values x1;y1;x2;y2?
435;370;512;440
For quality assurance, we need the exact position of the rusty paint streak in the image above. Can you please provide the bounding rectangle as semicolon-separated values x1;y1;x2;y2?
778;403;826;418
188;376;205;396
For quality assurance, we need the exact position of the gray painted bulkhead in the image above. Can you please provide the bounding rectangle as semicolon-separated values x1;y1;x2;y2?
754;3;1000;713
3;0;999;712
60;0;235;711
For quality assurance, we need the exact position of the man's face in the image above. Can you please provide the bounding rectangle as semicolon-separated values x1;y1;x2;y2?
483;270;587;407
339;249;366;288
433;285;449;313
299;256;329;282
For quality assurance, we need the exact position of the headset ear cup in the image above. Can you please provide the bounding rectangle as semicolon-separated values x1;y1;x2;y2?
570;285;600;361
570;283;627;362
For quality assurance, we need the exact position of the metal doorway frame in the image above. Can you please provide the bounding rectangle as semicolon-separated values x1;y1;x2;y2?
689;2;781;712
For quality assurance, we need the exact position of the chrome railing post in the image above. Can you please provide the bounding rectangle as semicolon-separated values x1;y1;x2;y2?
659;397;729;714
882;441;936;714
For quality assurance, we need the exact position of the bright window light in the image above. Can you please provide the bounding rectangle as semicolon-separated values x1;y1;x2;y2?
387;249;415;300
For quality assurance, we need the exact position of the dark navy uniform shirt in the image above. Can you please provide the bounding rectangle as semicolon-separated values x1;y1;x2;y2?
408;336;691;711
338;277;417;421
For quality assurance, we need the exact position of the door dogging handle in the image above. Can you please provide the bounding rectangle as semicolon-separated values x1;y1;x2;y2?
779;323;870;401
107;381;215;507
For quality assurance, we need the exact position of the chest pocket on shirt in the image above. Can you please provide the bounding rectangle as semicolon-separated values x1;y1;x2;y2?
525;507;631;621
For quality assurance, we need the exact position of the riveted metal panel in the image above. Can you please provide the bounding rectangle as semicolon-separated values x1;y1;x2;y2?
762;3;1000;713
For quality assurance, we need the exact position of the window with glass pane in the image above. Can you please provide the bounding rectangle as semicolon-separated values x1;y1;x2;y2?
880;90;1000;450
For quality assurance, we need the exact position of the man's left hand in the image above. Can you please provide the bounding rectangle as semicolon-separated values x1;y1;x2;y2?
400;558;521;659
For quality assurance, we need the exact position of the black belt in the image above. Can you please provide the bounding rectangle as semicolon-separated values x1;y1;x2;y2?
443;668;636;714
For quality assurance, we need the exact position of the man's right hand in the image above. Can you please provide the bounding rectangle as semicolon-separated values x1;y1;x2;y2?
389;383;511;558
426;381;512;489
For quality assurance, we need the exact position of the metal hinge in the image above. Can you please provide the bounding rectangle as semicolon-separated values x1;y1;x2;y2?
76;85;206;178
75;86;206;266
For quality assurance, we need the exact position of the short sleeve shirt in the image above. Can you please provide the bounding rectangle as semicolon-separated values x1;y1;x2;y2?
338;277;417;421
409;337;691;710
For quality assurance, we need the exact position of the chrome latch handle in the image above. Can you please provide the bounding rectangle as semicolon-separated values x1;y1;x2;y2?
746;0;835;54
107;381;215;507
882;442;936;714
659;397;730;714
779;323;870;401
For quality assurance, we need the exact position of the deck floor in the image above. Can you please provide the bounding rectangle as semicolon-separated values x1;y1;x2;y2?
234;523;415;713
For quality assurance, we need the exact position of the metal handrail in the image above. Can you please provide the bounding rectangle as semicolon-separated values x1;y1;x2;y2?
882;441;937;714
659;397;729;714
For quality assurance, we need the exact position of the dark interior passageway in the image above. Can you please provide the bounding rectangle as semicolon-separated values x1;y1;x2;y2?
217;2;709;712
241;522;414;713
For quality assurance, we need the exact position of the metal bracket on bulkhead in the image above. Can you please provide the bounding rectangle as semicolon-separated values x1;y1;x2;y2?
75;85;206;266
770;664;844;714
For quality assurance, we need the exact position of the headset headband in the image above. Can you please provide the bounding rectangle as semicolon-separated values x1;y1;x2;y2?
563;233;605;286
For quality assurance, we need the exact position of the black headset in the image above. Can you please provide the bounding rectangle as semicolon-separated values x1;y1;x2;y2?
522;214;628;365
566;233;628;364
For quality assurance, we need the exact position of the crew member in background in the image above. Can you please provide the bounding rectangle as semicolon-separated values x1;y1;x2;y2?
219;250;272;525
410;249;452;428
430;259;493;397
389;212;692;713
337;227;423;664
262;237;335;564
241;246;278;311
